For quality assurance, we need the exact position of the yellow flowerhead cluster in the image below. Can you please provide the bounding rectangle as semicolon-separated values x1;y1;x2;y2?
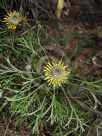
4;11;25;30
43;60;70;86
56;0;64;19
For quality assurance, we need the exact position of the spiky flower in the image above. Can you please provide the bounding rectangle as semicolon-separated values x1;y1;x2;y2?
4;11;25;30
43;60;70;86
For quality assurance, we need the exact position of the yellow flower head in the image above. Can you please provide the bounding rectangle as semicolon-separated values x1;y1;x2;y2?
4;11;25;30
43;60;70;86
